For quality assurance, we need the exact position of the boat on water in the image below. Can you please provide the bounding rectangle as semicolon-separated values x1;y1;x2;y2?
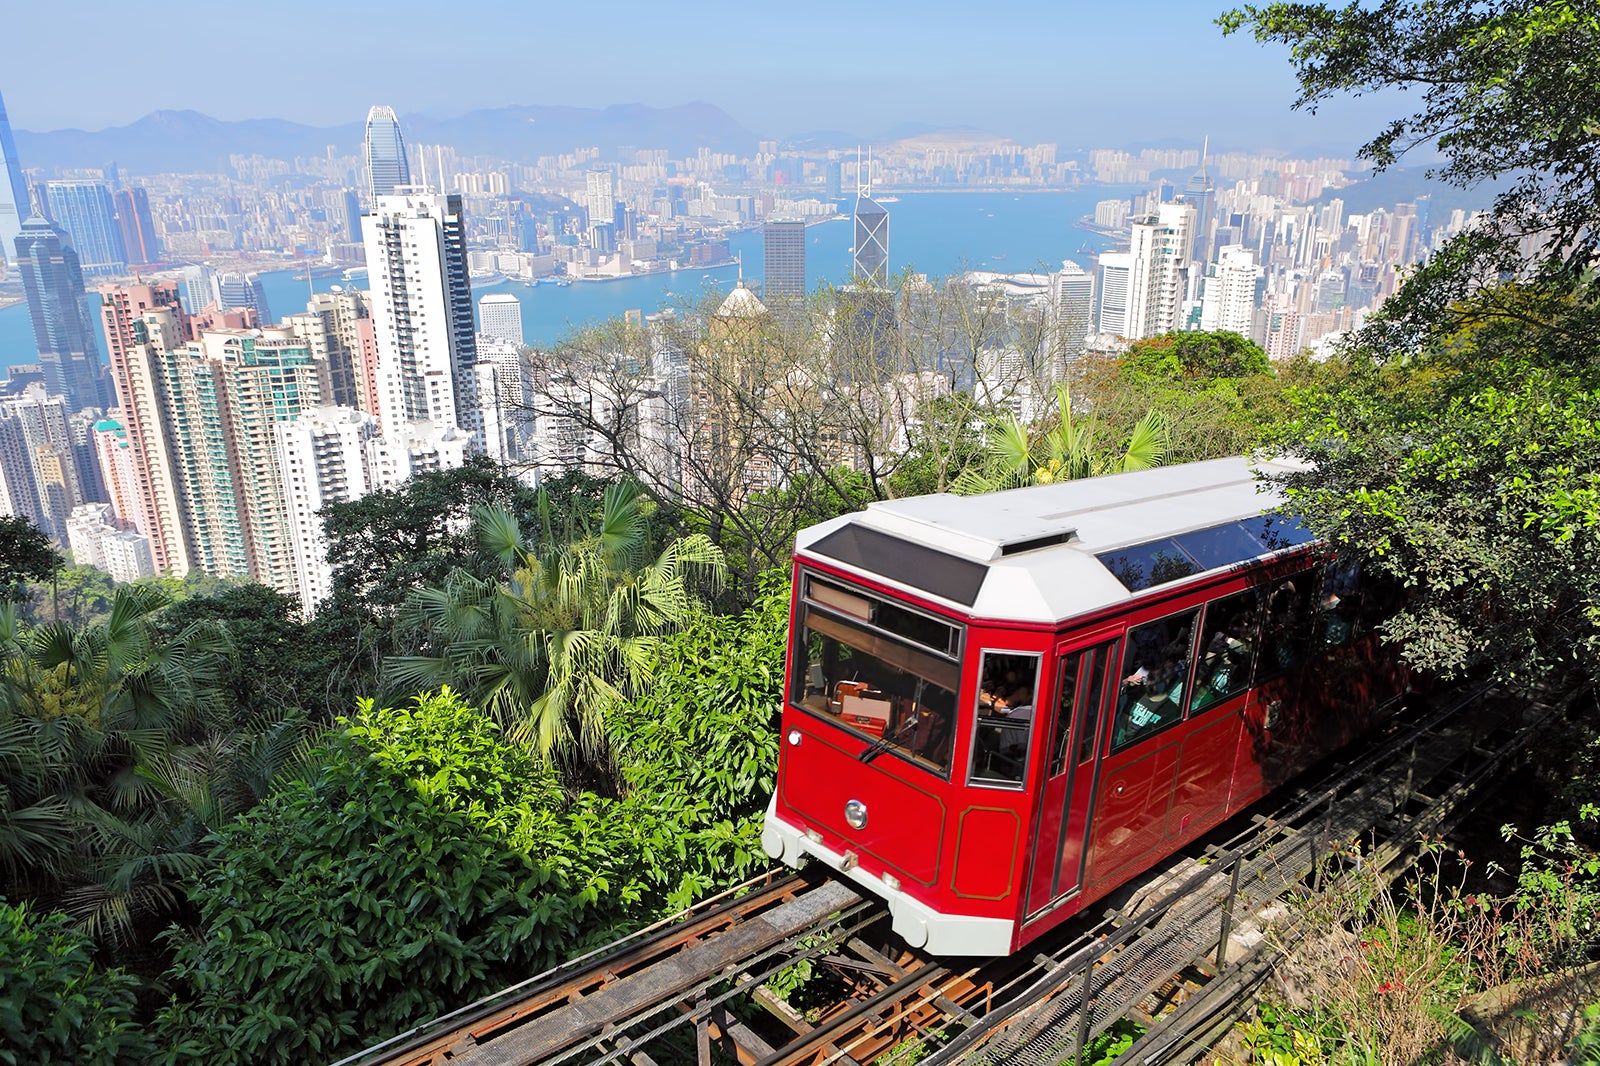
877;195;900;203
532;277;571;287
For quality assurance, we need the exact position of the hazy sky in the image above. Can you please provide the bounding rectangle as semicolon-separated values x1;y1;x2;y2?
5;0;1398;153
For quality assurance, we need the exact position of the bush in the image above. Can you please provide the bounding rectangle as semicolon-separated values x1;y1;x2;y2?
153;690;584;1065
0;899;152;1065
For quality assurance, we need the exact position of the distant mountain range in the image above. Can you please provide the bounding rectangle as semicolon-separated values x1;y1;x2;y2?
13;102;763;175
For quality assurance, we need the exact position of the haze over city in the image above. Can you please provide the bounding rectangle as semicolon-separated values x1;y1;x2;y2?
6;0;1400;151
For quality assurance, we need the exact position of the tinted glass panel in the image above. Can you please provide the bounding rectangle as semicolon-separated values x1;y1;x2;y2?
1258;570;1317;678
1098;539;1201;592
811;525;988;606
1048;653;1081;778
1078;644;1112;765
970;652;1041;788
805;576;959;657
1173;522;1270;570
1112;609;1200;751
1238;513;1317;553
1318;558;1362;647
1191;590;1262;712
792;606;957;774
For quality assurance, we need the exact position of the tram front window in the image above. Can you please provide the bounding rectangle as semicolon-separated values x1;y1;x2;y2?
793;606;960;774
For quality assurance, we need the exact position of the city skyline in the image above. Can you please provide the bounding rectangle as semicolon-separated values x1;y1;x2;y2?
3;2;1403;155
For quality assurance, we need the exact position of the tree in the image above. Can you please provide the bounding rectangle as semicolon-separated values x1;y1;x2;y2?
954;383;1167;494
1220;2;1600;346
0;516;60;603
385;480;727;764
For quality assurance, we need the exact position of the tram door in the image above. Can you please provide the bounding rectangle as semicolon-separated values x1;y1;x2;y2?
1025;637;1118;917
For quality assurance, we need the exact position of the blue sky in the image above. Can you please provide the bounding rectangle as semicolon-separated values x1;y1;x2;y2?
6;0;1396;153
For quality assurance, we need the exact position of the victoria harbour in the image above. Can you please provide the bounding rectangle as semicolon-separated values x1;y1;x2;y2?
0;189;1122;371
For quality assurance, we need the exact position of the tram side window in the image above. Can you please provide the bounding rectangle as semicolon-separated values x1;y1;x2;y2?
1047;653;1081;778
1191;590;1261;713
1317;558;1362;648
970;651;1042;788
1258;571;1317;678
1112;609;1199;751
792;606;960;775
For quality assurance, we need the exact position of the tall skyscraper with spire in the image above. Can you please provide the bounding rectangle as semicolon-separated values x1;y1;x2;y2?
0;89;29;267
852;150;889;287
14;215;104;411
363;106;412;201
1183;137;1217;268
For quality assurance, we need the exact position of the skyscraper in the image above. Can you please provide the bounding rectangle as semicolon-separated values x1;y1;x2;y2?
14;215;104;412
1097;252;1133;337
99;283;193;576
1183;139;1217;268
763;220;806;299
853;192;889;287
1048;260;1096;373
586;170;615;234
363;106;412;201
213;272;272;324
1198;246;1262;335
362;190;480;447
274;406;380;613
1123;202;1195;340
478;292;523;346
114;188;160;265
160;329;322;590
280;290;373;410
341;188;363;243
45;181;127;276
0;89;30;267
180;264;217;315
0;384;82;542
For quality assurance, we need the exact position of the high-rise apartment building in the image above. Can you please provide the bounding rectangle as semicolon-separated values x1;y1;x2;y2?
160;329;321;591
280;290;373;410
0;89;29;267
99;283;193;576
364;106;412;200
362;190;480;447
341;188;363;243
179;265;216;315
478;292;523;345
0;384;83;542
115;188;160;265
1048;260;1096;372
45;181;127;276
1097;252;1133;337
14;215;104;412
586;170;615;235
763;220;806;299
91;416;140;530
1198;245;1262;335
853;193;889;287
274;405;380;613
1122;202;1195;340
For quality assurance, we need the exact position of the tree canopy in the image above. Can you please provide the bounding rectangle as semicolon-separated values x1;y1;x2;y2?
0;517;61;601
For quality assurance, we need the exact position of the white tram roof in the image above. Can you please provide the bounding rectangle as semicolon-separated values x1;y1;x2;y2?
794;456;1315;626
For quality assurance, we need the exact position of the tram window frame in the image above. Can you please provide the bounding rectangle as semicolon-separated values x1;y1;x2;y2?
1110;607;1201;753
804;574;961;658
1316;558;1362;649
1047;653;1082;778
968;650;1043;790
1189;590;1262;714
1255;568;1319;681
791;573;966;779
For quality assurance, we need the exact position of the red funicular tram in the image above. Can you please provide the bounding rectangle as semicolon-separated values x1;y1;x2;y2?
762;457;1397;956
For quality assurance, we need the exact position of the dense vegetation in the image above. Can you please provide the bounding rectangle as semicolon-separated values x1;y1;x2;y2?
4;6;1600;1054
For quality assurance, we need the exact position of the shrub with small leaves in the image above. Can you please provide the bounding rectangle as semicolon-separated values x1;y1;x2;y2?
0;898;152;1066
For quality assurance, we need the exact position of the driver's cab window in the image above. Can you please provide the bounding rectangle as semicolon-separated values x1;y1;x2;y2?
969;651;1041;788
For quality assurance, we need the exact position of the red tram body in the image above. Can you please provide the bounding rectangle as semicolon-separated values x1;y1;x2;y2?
761;458;1400;956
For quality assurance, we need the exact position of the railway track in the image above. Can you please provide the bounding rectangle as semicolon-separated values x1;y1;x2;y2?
338;681;1563;1066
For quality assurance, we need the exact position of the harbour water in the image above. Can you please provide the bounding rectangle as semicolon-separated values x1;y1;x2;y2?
0;189;1122;372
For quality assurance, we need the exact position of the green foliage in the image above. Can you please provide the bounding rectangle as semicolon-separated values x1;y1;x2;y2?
0;898;153;1065
1497;805;1600;969
386;479;727;765
0;516;60;602
1220;2;1600;273
953;383;1168;495
1082;1018;1143;1065
1275;344;1600;686
154;690;580;1065
1123;330;1270;381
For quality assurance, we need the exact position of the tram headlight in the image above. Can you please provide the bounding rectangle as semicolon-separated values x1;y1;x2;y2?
787;729;802;746
844;799;868;830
